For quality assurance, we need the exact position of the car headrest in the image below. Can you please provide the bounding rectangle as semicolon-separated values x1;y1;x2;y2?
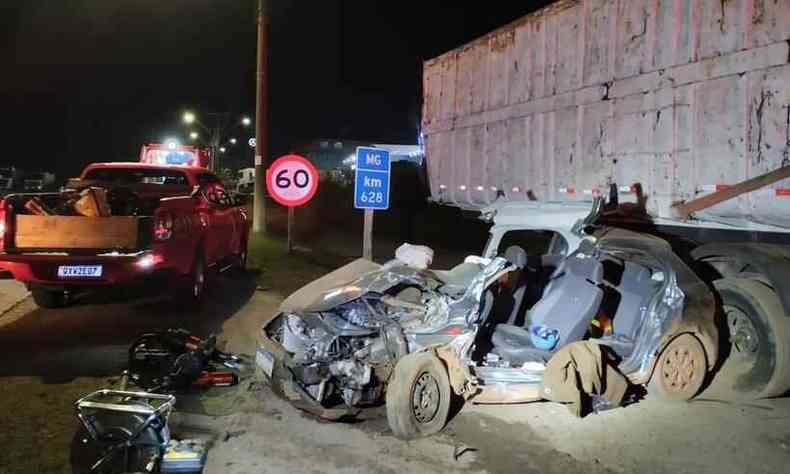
504;245;527;269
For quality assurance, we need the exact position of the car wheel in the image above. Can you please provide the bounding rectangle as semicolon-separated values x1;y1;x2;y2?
32;288;70;309
653;333;708;401
178;253;206;306
386;352;452;440
714;278;790;399
233;240;248;275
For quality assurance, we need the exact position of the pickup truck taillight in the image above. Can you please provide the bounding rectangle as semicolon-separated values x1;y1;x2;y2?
154;211;174;241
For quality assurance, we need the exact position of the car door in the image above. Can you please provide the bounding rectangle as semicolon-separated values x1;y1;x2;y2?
205;185;239;263
211;187;239;259
195;173;232;264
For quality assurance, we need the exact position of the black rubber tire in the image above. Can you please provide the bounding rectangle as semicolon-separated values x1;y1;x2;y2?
32;288;70;309
714;278;790;399
178;252;206;306
232;239;248;276
652;333;708;401
386;352;452;440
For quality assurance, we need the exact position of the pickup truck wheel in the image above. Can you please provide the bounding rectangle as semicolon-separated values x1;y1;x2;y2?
235;241;248;273
386;352;452;440
714;278;790;399
178;253;206;306
32;289;70;309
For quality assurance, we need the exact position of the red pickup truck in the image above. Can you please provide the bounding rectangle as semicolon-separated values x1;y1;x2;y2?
0;163;250;308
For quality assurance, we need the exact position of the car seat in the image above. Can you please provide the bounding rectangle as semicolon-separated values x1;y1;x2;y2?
604;262;656;357
490;251;604;364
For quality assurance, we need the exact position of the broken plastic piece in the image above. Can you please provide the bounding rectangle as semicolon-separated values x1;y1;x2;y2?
395;243;434;269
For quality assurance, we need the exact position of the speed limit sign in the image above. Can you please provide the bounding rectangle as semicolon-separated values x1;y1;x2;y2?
266;154;319;207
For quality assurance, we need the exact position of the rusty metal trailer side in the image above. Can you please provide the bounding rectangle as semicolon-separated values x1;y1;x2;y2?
422;0;790;231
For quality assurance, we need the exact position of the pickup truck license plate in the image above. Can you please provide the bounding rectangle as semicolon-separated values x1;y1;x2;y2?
57;265;103;278
255;348;274;378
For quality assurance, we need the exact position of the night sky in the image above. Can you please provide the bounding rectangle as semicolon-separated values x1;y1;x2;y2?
1;1;550;178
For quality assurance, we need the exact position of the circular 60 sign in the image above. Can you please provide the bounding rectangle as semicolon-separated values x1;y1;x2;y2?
266;154;319;207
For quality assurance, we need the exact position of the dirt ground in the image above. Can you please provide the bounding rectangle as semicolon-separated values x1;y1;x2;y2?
1;234;789;473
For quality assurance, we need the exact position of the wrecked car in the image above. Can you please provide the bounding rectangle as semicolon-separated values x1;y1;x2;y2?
256;200;718;439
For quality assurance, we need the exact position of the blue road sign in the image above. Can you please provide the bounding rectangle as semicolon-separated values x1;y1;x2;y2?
354;146;391;210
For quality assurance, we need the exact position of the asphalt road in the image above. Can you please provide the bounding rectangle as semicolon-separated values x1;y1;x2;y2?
1;272;789;474
0;275;258;384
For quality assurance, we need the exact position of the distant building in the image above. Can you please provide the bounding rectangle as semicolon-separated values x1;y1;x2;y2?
292;139;424;174
236;167;255;193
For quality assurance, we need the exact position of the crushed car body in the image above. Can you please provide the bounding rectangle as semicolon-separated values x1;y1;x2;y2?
257;255;503;418
256;201;718;437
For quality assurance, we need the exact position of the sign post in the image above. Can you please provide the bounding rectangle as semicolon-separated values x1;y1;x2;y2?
266;154;319;253
287;207;295;253
354;147;391;260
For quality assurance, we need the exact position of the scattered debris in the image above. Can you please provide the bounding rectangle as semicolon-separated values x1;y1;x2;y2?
161;439;209;473
394;243;434;269
128;328;242;391
541;341;628;418
453;445;478;461
71;390;177;473
71;329;242;473
222;430;247;442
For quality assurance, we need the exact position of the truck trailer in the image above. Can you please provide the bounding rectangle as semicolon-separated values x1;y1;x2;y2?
422;0;790;399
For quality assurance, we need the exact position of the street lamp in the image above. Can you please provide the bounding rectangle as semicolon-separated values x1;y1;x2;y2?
179;110;252;171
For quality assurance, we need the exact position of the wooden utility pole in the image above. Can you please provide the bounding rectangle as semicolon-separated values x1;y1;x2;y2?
253;0;269;233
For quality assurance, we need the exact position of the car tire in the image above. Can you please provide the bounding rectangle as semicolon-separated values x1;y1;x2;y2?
233;240;248;275
386;352;452;440
652;333;708;401
32;288;70;309
178;252;206;306
714;278;790;399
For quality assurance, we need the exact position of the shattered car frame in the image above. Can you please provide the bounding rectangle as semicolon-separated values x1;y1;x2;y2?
256;201;718;437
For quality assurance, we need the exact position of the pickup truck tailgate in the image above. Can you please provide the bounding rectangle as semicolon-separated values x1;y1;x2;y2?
13;215;149;251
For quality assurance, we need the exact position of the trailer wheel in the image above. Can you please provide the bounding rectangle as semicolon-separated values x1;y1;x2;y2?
386;352;452;440
32;289;70;309
714;278;790;398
